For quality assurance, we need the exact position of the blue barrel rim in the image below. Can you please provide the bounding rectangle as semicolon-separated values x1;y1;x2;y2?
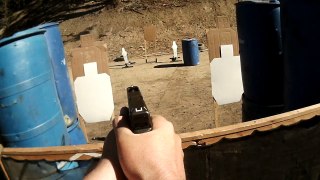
236;1;280;6
0;29;46;47
67;118;87;145
182;38;197;42
36;22;59;29
67;118;80;132
1;112;62;142
0;72;51;99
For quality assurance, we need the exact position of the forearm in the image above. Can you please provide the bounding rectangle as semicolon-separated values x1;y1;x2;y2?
84;159;117;180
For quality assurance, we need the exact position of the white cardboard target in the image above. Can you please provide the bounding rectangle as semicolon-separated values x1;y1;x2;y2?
74;63;114;123
211;45;243;105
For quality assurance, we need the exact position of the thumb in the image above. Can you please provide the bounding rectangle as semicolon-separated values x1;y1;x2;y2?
113;107;133;136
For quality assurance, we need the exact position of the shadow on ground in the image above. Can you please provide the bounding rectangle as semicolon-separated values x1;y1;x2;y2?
154;63;188;68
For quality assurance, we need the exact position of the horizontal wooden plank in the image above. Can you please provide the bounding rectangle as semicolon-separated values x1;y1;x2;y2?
179;103;320;144
2;143;103;156
1;104;320;161
183;114;320;180
2;154;98;161
1;143;103;161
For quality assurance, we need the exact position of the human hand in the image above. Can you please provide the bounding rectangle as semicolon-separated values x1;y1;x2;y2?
113;108;186;180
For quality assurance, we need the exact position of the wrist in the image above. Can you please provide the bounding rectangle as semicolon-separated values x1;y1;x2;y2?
139;165;185;180
84;159;117;180
158;168;185;180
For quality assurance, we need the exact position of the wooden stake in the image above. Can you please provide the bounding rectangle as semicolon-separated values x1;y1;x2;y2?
0;160;9;180
0;144;10;180
144;40;148;63
78;115;89;143
154;40;156;62
213;99;220;128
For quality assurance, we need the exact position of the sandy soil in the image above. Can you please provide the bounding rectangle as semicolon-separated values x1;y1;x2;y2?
55;0;242;141
0;0;242;142
85;51;242;142
60;0;237;62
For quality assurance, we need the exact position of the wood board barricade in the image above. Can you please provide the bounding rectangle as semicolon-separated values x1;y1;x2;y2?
207;29;220;61
216;16;230;29
1;103;320;179
80;34;109;60
207;27;241;124
71;46;110;80
144;25;158;62
78;34;110;77
80;34;95;47
94;41;110;71
144;25;156;42
207;28;240;61
71;43;111;140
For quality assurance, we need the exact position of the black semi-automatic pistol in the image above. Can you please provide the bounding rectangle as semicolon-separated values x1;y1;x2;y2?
127;86;153;134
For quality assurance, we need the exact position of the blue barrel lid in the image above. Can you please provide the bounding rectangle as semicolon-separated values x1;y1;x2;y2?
36;22;59;29
182;38;198;41
0;28;46;46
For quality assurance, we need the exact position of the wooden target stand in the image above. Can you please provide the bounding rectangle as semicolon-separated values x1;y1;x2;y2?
207;16;240;127
71;34;113;141
144;25;158;63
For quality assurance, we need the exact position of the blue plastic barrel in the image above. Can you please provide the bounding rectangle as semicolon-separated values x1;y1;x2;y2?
67;119;87;145
182;39;199;66
242;94;284;122
236;1;283;105
36;23;77;126
281;0;320;111
0;29;69;147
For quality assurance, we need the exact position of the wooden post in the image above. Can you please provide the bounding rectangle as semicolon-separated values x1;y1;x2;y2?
213;99;220;128
0;160;9;180
78;116;89;143
144;25;156;63
144;40;148;63
154;40;157;62
0;144;10;180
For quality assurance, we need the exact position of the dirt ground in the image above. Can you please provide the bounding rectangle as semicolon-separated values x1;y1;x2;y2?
84;51;242;142
60;0;237;61
56;0;242;141
0;0;243;142
0;0;242;142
